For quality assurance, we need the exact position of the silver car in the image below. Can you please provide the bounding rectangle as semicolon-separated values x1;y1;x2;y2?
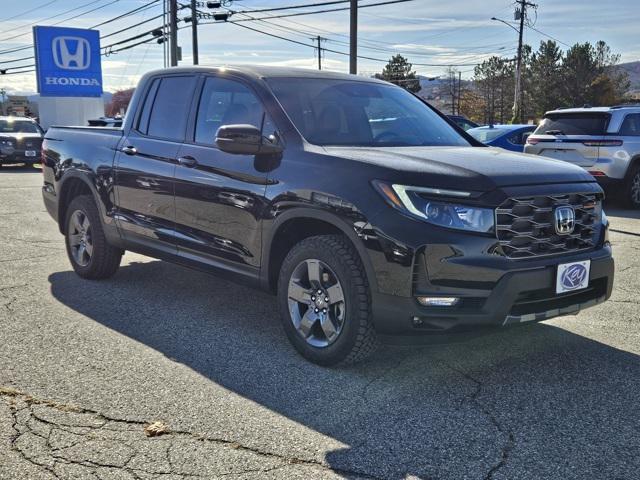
524;106;640;208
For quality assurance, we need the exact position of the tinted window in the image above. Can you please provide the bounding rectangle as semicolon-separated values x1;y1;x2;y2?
137;78;160;135
534;113;609;136
468;128;508;142
0;120;40;133
195;77;265;144
267;78;469;147
147;76;196;141
619;114;640;136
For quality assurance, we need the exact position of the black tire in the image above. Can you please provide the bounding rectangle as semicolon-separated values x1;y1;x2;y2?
64;195;122;279
624;164;640;209
277;234;378;366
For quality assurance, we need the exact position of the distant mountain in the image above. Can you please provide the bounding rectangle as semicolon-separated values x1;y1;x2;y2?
617;61;640;90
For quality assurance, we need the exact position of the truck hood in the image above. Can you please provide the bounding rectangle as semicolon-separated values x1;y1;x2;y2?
322;145;595;190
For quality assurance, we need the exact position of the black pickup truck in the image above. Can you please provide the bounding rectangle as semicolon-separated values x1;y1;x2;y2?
42;66;614;365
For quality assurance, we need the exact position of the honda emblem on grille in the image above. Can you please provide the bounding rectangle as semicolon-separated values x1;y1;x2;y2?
554;206;575;235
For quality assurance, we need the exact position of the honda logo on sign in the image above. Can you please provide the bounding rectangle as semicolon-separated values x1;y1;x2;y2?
52;36;90;70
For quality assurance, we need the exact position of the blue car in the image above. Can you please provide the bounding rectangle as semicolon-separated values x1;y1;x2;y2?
467;124;536;152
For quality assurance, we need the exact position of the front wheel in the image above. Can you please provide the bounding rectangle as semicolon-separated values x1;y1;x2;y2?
625;165;640;209
277;235;378;366
64;195;122;279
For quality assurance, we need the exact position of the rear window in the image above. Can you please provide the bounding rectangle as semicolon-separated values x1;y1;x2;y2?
0;120;41;134
145;76;197;141
468;128;508;142
533;113;609;136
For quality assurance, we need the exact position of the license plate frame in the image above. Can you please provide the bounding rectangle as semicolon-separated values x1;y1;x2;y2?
25;150;37;157
556;260;591;294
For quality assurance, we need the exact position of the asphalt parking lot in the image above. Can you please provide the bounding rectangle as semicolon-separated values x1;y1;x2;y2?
0;167;639;480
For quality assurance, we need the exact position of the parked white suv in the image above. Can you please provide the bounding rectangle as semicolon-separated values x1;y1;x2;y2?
525;105;640;208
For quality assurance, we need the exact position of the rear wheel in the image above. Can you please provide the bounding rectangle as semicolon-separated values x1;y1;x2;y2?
277;235;378;366
625;165;640;209
64;195;122;279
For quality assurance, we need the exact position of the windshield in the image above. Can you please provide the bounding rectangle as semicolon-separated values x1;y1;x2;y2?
266;78;469;147
0;120;41;134
533;113;609;136
468;128;508;142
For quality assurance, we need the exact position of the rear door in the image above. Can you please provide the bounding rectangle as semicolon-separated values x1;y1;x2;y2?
173;74;276;272
526;112;609;167
114;74;197;254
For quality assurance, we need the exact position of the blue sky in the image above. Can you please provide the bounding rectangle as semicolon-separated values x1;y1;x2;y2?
0;0;637;94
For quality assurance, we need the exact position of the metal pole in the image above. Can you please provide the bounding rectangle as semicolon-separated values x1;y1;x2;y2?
163;0;167;68
349;0;357;74
191;0;199;65
169;0;178;67
457;71;462;115
316;36;322;70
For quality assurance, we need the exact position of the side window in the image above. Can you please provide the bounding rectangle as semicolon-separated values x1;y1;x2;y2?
195;77;266;145
137;78;160;135
619;114;640;136
146;76;197;141
508;132;523;145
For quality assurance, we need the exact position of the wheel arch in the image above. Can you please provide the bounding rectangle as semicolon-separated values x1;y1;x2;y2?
57;174;97;234
262;208;378;295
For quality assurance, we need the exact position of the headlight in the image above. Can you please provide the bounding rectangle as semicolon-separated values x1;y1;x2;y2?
373;181;495;233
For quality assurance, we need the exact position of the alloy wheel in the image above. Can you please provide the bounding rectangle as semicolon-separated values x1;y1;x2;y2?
287;259;346;348
68;210;93;267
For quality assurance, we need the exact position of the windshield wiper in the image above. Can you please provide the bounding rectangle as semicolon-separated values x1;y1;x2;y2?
544;129;565;135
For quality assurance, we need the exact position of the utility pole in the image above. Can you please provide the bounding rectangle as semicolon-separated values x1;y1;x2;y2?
512;0;536;123
313;36;324;70
457;71;462;115
191;0;199;65
0;88;5;115
349;0;357;74
169;0;178;66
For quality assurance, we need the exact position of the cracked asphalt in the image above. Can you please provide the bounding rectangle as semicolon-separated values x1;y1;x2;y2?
1;167;639;480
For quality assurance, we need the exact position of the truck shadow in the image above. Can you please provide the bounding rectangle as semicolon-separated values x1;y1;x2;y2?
48;260;640;479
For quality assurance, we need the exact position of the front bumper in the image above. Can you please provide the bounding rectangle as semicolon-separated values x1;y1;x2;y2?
0;149;41;165
372;246;614;337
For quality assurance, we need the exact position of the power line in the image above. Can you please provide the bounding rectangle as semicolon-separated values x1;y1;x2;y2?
215;20;504;67
0;1;167;69
227;0;417;22
0;0;105;40
0;0;60;23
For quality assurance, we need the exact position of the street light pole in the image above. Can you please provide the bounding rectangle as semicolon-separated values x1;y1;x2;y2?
492;4;535;123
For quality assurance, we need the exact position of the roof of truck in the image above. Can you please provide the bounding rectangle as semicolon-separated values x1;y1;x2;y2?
141;65;388;84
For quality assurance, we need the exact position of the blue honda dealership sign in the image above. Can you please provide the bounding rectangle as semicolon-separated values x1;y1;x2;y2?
33;26;103;97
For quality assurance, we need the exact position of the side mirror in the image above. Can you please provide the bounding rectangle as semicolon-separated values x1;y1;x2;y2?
215;124;283;155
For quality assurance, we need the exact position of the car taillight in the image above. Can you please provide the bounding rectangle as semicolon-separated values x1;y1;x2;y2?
526;137;540;145
582;140;623;147
588;170;607;177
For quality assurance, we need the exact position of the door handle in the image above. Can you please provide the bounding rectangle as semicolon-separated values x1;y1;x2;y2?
177;156;198;167
121;145;137;156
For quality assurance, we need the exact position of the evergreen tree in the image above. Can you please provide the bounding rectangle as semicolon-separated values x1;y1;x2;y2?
376;54;421;93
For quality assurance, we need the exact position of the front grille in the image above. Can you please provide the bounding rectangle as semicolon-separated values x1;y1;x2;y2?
496;193;601;259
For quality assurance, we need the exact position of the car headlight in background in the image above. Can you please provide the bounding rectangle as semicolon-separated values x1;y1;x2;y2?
373;181;495;233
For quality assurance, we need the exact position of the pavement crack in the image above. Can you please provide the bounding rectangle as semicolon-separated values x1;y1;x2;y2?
1;386;381;480
359;355;407;401
440;363;515;480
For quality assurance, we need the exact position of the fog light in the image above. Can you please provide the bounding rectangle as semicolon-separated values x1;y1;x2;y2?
417;296;459;307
